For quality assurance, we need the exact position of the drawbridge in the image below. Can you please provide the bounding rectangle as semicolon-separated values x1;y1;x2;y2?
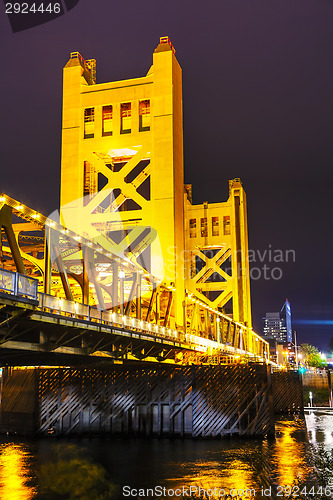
0;37;269;366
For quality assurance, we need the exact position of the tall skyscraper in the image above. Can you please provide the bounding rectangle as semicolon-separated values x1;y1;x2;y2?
263;300;292;343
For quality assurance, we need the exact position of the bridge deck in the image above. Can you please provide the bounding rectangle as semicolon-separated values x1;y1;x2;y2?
0;271;265;365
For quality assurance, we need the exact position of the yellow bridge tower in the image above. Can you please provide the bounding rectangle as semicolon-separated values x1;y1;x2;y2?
61;37;184;329
59;36;263;358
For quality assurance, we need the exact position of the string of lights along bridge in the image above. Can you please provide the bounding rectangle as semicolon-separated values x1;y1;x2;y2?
0;36;269;365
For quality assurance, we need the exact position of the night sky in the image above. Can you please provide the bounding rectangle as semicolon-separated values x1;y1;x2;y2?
1;0;333;350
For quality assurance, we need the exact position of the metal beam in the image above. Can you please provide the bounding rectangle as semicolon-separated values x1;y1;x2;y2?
125;273;138;316
145;286;156;322
163;291;173;327
82;246;105;309
0;205;26;275
52;244;73;301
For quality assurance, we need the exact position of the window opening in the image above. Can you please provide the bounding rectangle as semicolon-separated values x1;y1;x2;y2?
102;105;113;136
84;108;94;138
139;100;150;132
121;103;131;134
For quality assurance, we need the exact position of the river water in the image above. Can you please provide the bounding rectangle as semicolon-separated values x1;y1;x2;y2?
0;412;332;499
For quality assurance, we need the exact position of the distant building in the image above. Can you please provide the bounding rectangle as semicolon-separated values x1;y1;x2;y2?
263;300;292;344
280;300;292;343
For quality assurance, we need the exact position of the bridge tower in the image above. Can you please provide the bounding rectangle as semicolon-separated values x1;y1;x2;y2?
60;37;184;328
60;37;252;335
184;179;252;331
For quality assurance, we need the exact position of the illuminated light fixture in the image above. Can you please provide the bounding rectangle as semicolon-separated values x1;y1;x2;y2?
216;317;220;323
16;205;23;210
108;148;139;158
119;270;125;279
0;196;6;202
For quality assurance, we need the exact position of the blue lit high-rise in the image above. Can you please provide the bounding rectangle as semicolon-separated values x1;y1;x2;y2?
280;299;292;343
263;299;292;344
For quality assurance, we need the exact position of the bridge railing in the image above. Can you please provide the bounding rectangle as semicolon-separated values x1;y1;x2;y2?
0;269;266;361
38;292;184;344
38;292;256;358
0;268;38;300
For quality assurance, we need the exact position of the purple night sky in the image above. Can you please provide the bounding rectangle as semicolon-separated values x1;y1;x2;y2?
1;0;333;350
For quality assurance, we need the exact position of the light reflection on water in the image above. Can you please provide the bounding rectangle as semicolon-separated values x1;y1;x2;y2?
0;415;330;499
305;411;333;449
271;420;310;486
156;419;311;494
0;442;36;500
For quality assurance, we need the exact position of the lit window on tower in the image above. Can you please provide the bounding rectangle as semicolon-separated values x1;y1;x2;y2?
189;218;196;238
212;216;219;236
139;100;151;131
201;218;208;237
121;103;131;134
84;108;94;138
223;216;230;235
102;105;113;136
